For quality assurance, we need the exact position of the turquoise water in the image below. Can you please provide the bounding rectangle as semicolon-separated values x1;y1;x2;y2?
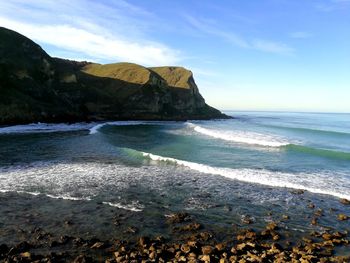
0;111;350;200
0;111;350;243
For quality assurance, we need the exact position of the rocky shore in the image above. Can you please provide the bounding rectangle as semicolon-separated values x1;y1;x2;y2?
1;199;349;263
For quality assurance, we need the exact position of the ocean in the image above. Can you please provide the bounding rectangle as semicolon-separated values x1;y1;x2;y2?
0;111;350;245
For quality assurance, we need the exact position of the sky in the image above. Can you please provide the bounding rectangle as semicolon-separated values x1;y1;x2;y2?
0;0;349;112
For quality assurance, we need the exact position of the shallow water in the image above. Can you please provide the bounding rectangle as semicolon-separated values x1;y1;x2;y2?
0;111;349;247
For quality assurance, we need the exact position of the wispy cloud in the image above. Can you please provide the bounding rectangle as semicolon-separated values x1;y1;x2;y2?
184;15;294;56
289;31;313;39
251;39;294;55
0;0;181;66
316;0;350;11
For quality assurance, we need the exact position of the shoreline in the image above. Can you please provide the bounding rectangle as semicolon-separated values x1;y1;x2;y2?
0;191;349;262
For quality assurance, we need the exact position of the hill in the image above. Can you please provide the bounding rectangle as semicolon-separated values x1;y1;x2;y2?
0;27;228;125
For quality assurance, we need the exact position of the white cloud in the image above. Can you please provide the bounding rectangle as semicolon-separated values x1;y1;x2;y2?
184;15;294;56
0;1;181;66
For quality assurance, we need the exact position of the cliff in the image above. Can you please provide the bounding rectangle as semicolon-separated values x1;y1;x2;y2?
0;27;228;125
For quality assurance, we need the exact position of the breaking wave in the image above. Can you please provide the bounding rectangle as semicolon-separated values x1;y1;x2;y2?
0;122;91;134
141;151;350;200
89;121;178;134
188;123;290;147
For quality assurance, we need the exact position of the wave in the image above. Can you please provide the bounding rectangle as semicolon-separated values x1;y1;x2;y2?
141;151;350;200
89;121;145;134
0;122;92;134
188;123;290;147
262;124;350;137
89;121;178;135
286;144;350;161
102;201;143;212
0;189;91;201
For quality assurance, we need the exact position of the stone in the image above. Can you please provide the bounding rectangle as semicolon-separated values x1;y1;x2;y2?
166;212;191;224
20;252;31;259
90;242;104;249
215;243;225;251
266;222;278;231
337;214;349;221
138;236;149;247
308;203;315;209
322;233;332;240
272;233;280;241
340;198;350;205
199;254;210;261
311;218;318;225
201;245;213;255
181;244;191;254
149;251;156;260
73;255;92;263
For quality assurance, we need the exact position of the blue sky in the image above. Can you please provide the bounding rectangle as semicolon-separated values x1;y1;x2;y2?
1;0;349;112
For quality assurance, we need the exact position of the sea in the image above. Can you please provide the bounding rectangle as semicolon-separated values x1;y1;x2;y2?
0;111;349;245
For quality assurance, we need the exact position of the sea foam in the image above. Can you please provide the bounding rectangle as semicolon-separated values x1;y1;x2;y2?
188;123;290;147
0;123;91;134
102;201;143;212
142;151;350;200
89;121;177;134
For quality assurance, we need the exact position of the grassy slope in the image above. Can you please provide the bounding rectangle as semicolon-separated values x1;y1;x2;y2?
0;27;227;124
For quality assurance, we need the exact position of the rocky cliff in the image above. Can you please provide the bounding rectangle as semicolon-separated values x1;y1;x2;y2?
0;27;228;125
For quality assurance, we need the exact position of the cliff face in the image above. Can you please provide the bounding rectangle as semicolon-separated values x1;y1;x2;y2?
0;27;228;125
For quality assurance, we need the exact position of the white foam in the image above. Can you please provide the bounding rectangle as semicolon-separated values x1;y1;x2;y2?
0;162;169;211
102;201;143;212
0;189;88;201
89;120;180;134
0;122;92;134
142;151;350;200
188;123;289;147
46;194;91;201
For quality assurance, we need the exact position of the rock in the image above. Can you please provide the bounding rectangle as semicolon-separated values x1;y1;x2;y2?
73;255;92;263
166;212;191;224
337;214;349;221
308;203;315;209
314;209;323;217
8;241;31;254
311;217;318;225
198;254;210;261
19;252;31;259
291;189;305;195
181;244;191;254
149;251;157;260
322;233;332;240
266;222;278;231
174;222;201;232
340;198;350;205
90;242;105;249
198;232;212;241
138;236;149;247
201;245;213;255
215;243;225;252
64;220;73;225
0;244;9;256
272;233;280;241
125;226;138;234
187;241;197;248
282;214;290;220
241;215;254;224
